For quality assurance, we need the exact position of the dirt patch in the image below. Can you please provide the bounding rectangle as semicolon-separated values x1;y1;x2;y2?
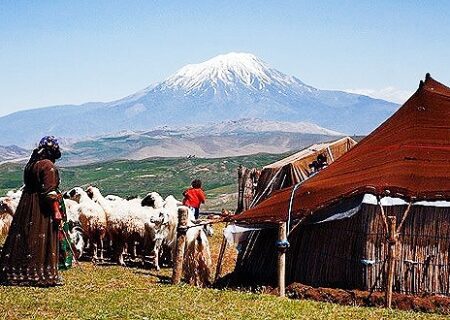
285;283;450;314
214;275;450;314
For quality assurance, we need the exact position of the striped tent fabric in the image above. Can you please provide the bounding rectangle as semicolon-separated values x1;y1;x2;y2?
232;75;450;224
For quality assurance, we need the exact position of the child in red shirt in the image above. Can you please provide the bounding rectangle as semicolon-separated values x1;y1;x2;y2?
183;179;206;220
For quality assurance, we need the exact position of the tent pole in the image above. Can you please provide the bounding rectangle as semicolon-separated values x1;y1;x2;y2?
385;215;397;308
277;221;288;297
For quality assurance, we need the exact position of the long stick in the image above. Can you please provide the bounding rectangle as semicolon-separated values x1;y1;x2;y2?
385;216;397;308
396;202;412;234
61;228;82;269
214;225;228;282
377;197;389;233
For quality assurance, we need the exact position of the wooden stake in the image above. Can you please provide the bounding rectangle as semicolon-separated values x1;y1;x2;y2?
277;221;288;297
171;207;189;284
396;202;412;234
214;223;229;282
377;197;389;233
385;215;397;308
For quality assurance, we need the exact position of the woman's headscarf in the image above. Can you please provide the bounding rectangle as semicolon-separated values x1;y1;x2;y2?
28;136;61;164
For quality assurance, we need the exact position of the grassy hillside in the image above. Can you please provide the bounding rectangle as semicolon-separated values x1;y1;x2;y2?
0;153;285;210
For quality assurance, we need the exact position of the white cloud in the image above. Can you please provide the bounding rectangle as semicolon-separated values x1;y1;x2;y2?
344;87;413;104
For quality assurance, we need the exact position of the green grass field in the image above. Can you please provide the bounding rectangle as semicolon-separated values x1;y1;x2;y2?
0;222;446;319
0;153;284;210
0;154;447;318
1;264;446;320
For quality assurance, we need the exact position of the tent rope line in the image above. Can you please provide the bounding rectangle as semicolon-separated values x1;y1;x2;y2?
249;167;283;208
326;146;335;162
287;182;303;234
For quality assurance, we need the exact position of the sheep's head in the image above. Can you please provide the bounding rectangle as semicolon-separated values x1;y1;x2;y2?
85;186;101;201
0;196;19;216
6;189;22;200
64;187;85;203
203;224;214;237
142;192;164;209
150;211;170;230
0;197;10;215
68;225;85;259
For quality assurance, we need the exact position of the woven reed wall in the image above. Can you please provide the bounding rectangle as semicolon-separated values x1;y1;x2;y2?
234;204;450;295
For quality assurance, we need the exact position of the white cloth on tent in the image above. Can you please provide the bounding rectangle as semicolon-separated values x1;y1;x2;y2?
223;225;261;247
362;194;450;207
312;193;450;224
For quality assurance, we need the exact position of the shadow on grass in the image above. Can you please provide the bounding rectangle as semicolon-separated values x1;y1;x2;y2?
133;269;172;284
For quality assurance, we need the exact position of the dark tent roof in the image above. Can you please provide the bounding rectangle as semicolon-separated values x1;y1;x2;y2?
233;75;450;224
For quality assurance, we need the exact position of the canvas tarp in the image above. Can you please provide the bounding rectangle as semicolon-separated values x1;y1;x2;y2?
250;137;357;207
232;75;450;224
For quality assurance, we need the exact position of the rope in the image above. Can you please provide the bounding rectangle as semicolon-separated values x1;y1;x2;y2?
326;146;335;162
183;218;224;230
249;168;283;208
287;182;303;234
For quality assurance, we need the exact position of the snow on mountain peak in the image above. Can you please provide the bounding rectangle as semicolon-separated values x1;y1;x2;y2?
161;52;310;93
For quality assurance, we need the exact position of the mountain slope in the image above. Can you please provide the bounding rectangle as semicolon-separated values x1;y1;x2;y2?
61;118;343;165
0;52;398;146
0;145;29;163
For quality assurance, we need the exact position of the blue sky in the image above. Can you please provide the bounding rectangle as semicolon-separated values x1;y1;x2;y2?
1;0;449;116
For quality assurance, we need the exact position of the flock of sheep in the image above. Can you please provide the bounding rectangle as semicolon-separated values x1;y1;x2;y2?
0;186;214;286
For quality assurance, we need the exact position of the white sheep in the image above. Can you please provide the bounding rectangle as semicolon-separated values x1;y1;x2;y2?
63;198;80;223
164;195;183;207
64;187;107;262
68;225;86;259
165;205;213;287
0;192;21;216
183;221;213;287
145;195;213;273
0;189;22;239
141;192;181;270
86;186;159;266
6;187;23;203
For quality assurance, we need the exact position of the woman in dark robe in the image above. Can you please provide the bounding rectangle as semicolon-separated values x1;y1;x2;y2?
0;136;64;286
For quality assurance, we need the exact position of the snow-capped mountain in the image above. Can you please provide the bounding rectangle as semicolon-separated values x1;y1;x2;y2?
160;52;314;93
0;52;398;147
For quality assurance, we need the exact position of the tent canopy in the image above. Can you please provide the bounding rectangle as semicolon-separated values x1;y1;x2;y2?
233;75;450;224
250;137;356;207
